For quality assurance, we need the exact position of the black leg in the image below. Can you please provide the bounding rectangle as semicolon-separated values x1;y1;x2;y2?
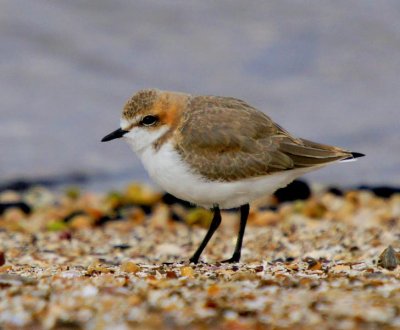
189;206;221;264
222;204;250;263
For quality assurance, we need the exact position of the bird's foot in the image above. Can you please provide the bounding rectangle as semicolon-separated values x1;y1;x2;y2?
189;257;209;265
221;253;241;263
189;256;200;264
162;261;187;266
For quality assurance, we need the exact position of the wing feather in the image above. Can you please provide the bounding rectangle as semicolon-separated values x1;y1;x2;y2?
175;96;351;181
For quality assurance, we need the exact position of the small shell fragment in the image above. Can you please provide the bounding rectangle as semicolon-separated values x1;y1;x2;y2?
181;266;195;278
378;245;398;270
120;261;141;273
87;261;111;275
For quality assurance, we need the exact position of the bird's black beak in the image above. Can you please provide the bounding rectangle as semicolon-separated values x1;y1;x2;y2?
101;128;128;142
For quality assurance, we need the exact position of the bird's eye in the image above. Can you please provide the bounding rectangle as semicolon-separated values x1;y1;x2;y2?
140;115;158;126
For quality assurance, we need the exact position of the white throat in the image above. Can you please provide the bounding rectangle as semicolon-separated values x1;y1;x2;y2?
120;118;169;154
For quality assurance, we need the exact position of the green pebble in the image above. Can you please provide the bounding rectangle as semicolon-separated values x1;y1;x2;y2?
46;221;68;232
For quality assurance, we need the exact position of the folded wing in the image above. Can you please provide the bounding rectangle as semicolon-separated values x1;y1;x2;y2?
176;96;357;182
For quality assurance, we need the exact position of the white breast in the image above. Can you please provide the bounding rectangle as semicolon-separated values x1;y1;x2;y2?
136;141;313;209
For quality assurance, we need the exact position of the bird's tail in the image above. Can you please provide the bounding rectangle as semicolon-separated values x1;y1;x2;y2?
340;152;365;162
279;137;365;167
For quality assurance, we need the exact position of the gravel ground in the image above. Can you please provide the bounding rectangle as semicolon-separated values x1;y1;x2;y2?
0;184;400;329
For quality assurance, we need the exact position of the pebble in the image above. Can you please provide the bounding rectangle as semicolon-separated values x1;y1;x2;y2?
378;245;398;270
81;285;99;297
181;266;195;278
87;261;111;275
0;251;5;266
1;183;400;329
0;274;37;285
0;202;31;215
274;180;311;203
59;270;83;279
69;215;94;230
120;261;141;274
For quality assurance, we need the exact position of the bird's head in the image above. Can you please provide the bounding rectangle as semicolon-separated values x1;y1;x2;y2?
102;89;189;152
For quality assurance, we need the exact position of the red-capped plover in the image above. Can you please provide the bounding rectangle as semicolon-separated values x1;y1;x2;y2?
102;89;364;263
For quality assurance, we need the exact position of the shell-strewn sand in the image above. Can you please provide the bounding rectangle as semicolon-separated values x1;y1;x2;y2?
0;184;400;329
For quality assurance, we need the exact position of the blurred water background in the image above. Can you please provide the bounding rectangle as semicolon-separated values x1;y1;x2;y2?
1;1;399;191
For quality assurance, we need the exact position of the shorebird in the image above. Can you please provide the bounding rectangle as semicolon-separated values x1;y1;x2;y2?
102;89;364;263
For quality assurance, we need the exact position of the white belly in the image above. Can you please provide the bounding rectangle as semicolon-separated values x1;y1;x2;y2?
136;142;313;209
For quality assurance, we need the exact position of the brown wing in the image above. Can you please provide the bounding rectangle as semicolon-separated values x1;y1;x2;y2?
175;95;351;182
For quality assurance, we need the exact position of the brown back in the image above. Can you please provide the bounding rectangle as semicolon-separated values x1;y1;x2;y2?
175;95;351;182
